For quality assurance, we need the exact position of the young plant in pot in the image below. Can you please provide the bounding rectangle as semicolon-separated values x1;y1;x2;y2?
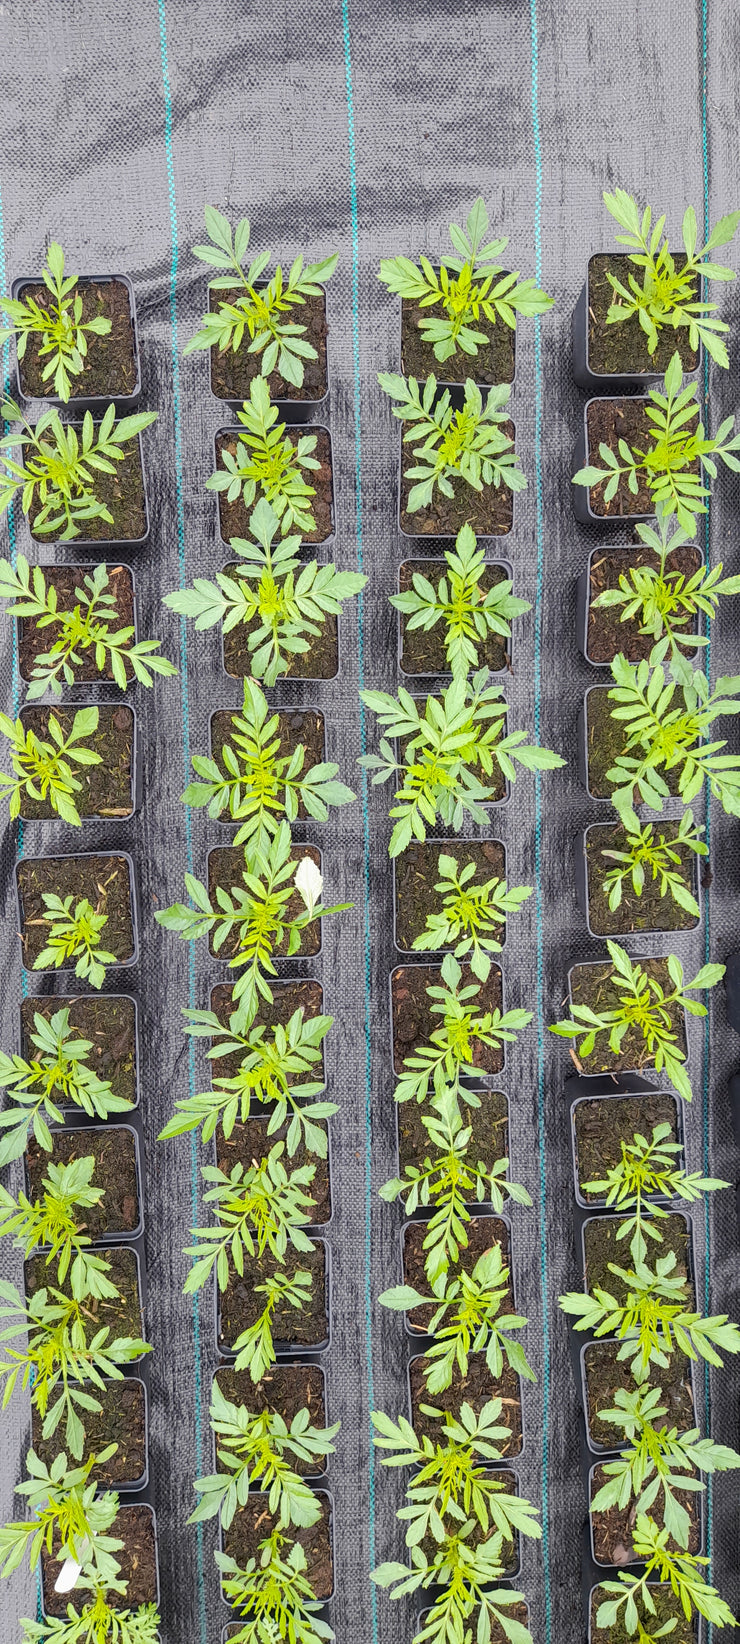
379;372;526;537
380;1239;534;1398
0;1003;135;1167
217;1530;334;1644
1;702;140;824
379;193;553;388
360;666;565;857
210;377;333;545
0;1148;143;1302
1;241;140;407
560;1245;740;1382
0;401;156;545
581;810;705;939
184;206;336;408
392;953;532;1109
572;352;740;532
573;187;740;390
392;521;531;680
164;497;366;685
591;1512;737;1636
406;851;532;980
188;1379;339;1533
581;1119;727;1267
372;1527;534;1644
17;852;138;991
0;558;177;698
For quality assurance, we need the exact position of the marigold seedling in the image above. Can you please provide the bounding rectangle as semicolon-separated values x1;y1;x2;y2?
0;707;101;824
217;1531;334;1643
0;244;112;401
595;1511;737;1632
189;1381;339;1531
379;373;526;514
602;188;740;367
411;852;532;981
0;1007;132;1167
380;1241;534;1396
0;1445;121;1585
592;1383;740;1551
559;1247;740;1380
372;1529;533;1644
392;522;530;681
393;953;532;1109
598;811;706;920
20;1597;161;1644
31;895;118;992
184;1143;317;1294
229;1267;313;1383
0;1154;122;1302
583;1122;727;1265
209;378;322;537
0;401;157;540
602;654;740;827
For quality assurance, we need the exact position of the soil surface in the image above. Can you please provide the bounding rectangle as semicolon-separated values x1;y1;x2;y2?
17;852;135;969
590;1459;700;1564
19;562;135;684
41;1502;156;1617
223;1490;333;1600
401;284;516;384
32;1376;146;1487
586;542;702;664
404;1214;510;1333
221;563;339;681
568;957;687;1075
583;1338;694;1450
587;253;700;378
25;1245;144;1345
215;1113;331;1225
213;1362;327;1467
21;994;137;1108
391;961;504;1075
28;427;146;543
584;397;700;519
398;1087;508;1178
589;1583;695;1643
409;1352;522;1455
19;703;135;819
210;979;325;1083
399;559;510;676
420;1468;520;1575
394;838;506;951
17;278;137;401
583;1211;692;1305
26;1124;140;1238
585;819;699;936
210;706;325;825
209;286;328;403
400;418;515;538
585;683;683;800
206;843;321;961
218;1240;327;1353
573;1092;680;1203
215;427;333;546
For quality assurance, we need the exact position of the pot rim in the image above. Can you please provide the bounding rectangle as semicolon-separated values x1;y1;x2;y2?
17;560;140;690
16;847;140;976
218;1485;335;1607
19;989;141;1115
220;569;341;686
207;702;327;832
396;553;515;682
26;426;150;551
11;272;142;411
578;540;705;670
575;395;656;527
395;266;518;394
214;421;335;552
399;1208;515;1342
578;254;703;387
406;1349;526;1463
40;1498;159;1620
579;1335;697;1458
205;840;325;966
396;423;517;543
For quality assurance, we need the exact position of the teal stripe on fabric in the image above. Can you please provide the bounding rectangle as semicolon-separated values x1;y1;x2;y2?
699;0;713;1592
529;2;553;1638
155;6;207;1639
340;2;379;1637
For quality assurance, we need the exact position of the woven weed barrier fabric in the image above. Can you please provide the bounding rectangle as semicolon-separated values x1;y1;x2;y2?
0;2;739;1641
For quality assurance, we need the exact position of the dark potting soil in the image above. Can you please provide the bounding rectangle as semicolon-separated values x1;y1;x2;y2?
586;254;700;378
20;994;137;1108
26;1125;140;1239
209;287;328;403
584;397;700;520
583;1212;691;1306
41;1503;156;1617
409;1352;522;1456
589;1583;695;1644
394;838;506;951
398;1088;508;1178
210;706;325;825
391;961;504;1075
404;1215;510;1333
421;1470;519;1575
18;563;135;684
207;844;321;962
223;1491;333;1601
399;560;510;676
573;1092;680;1203
590;1460;700;1564
218;1240;327;1353
583;1339;694;1450
568;957;687;1075
215;427;333;546
586;543;702;664
210;979;325;1083
19;703;135;819
215;1114;331;1225
31;1377;146;1487
28;428;146;543
585;684;682;800
17;853;135;969
221;563;339;681
17;278;137;401
585;820;699;936
401;288;515;385
399;419;515;538
214;1363;326;1468
25;1245;144;1345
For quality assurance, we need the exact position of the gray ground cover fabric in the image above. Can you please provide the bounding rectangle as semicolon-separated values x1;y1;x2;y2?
0;2;738;1641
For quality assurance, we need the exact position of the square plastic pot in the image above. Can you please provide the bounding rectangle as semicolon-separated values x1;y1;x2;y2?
406;1350;526;1461
586;1582;698;1643
563;956;690;1086
214;1235;332;1361
31;1372;149;1494
214;424;335;552
26;1237;149;1363
19;991;142;1116
579;1337;697;1459
575;821;702;940
569;1088;684;1211
395;693;511;811
41;1501;159;1621
571;259;703;394
572;398;655;529
211;1360;329;1480
24;1120;144;1242
575;543;704;668
581;1207;695;1301
17;699;142;822
389;959;509;1083
396;557;514;681
395;270;517;401
210;1111;334;1235
397;433;518;543
399;1209;514;1342
219;1487;335;1607
588;1454;705;1569
207;280;331;422
15;849;140;978
11;273;142;411
27;428;150;552
17;562;141;692
205;842;324;964
392;835;508;956
220;583;342;687
208;703;326;832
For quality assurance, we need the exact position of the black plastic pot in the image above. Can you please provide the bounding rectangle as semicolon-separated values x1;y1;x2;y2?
569;1088;684;1211
25;1120;144;1242
12;273;142;411
41;1501;159;1621
575;543;703;669
392;835;508;956
15;849;140;978
392;1085;508;1200
205;842;324;964
27;427;150;552
19;991;142;1116
31;1373;150;1494
572;398;655;529
207;281;330;423
396;557;514;680
575;821;701;940
396;269;517;402
572;257;702;395
219;1487;335;1605
563;956;690;1086
406;1351;525;1460
214;1235;332;1360
581;1207;695;1304
397;433;518;543
389;959;509;1081
17;562;141;691
211;1360;329;1472
25;1236;149;1359
210;1111;333;1234
215;424;335;551
208;703;326;831
579;1337;697;1458
394;693;511;809
18;700;142;822
586;1581;698;1643
588;1455;705;1569
400;1210;514;1342
220;580;341;687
